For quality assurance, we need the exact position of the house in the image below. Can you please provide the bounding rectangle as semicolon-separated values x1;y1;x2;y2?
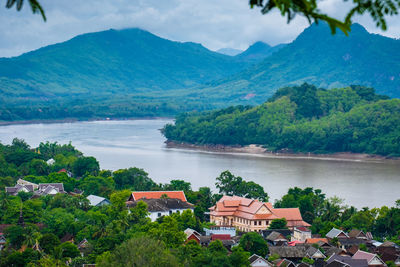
5;184;34;195
349;230;368;240
127;198;194;221
127;191;187;202
275;259;296;267
326;255;369;267
204;226;236;237
338;238;367;250
262;229;292;240
266;231;288;246
198;235;237;251
34;183;65;196
249;254;272;267
209;195;310;232
185;228;201;244
269;246;309;263
46;158;55;165
352;250;386;266
17;179;38;190
293;227;312;242
305;246;326;259
326;228;349;240
0;233;6;251
87;195;111;207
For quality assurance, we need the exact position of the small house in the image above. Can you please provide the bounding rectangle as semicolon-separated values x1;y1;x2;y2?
249;254;272;267
326;228;349;240
293;227;312;242
352;250;386;266
87;195;111;207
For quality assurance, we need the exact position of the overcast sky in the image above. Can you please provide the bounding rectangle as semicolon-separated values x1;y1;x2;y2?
0;0;399;57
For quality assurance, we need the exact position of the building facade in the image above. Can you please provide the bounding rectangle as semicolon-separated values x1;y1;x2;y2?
209;195;310;232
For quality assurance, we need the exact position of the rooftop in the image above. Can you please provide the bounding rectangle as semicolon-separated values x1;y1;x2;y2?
129;191;187;202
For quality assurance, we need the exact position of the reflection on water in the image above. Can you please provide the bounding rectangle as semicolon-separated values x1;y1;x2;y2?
0;119;399;208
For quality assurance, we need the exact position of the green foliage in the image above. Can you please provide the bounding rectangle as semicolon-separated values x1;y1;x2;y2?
56;242;80;259
73;156;100;177
39;233;61;254
269;218;288;229
164;84;400;157
216;170;269;201
239;232;269;257
113;167;155;190
96;236;180;267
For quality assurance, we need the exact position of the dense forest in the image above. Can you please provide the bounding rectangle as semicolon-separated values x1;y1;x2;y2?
163;84;400;157
0;139;399;266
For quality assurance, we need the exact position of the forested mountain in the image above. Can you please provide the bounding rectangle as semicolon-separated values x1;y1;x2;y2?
0;28;249;98
163;84;400;156
1;23;399;122
197;23;400;104
235;41;285;63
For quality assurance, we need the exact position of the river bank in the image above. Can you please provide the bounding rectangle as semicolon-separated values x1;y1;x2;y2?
165;141;399;163
0;117;174;126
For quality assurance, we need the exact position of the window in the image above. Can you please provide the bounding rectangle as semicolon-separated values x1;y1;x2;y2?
158;213;161;217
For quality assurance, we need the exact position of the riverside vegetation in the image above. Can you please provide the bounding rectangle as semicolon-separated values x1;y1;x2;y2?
163;84;400;157
0;140;399;266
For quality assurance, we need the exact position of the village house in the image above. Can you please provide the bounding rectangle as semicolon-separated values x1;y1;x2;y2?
209;195;310;232
326;254;369;267
249;254;272;267
5;184;34;195
17;179;38;190
293;227;312;242
204;226;236;237
0;233;6;251
326;228;349;240
352;250;386;266
87;195;111;207
126;191;194;221
33;183;65;196
265;231;289;246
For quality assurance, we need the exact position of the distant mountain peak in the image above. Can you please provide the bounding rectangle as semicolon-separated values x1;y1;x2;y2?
216;47;243;56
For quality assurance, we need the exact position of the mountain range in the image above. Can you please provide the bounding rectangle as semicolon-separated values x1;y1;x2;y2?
0;23;399;121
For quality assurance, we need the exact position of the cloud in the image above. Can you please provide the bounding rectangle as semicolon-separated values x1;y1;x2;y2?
0;0;398;57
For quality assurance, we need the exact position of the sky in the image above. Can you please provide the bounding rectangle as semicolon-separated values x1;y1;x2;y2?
0;0;399;57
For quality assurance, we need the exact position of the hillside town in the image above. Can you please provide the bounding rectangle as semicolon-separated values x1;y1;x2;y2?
1;177;399;267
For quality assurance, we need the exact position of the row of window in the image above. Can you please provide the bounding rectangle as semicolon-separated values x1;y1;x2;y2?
234;217;269;226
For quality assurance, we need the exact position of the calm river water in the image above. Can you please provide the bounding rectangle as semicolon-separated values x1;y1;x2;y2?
0;119;399;208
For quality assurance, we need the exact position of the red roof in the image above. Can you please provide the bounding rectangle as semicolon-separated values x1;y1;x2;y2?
288;241;304;246
211;234;231;240
130;191;187;202
58;168;67;173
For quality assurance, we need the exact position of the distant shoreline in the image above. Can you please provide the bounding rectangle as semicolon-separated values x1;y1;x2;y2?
0;117;174;126
165;141;400;163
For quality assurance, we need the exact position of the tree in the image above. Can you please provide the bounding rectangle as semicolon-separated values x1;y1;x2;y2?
96;236;180;267
73;156;99;177
113;167;155;190
56;242;80;259
39;233;61;254
215;170;268;201
269;218;288;229
229;246;251;267
239;232;269;257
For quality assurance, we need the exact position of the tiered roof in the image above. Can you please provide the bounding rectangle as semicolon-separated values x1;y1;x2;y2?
209;195;310;227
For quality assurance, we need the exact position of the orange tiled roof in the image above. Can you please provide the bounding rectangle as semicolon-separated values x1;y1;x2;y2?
131;191;187;202
210;195;310;226
305;238;329;244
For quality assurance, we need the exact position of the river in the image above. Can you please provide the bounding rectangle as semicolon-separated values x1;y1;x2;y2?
0;119;399;208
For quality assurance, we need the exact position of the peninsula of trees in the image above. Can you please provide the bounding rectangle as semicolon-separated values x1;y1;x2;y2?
163;84;400;157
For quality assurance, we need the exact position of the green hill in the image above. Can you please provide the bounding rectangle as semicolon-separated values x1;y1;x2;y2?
196;23;400;105
163;84;400;156
0;28;248;98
